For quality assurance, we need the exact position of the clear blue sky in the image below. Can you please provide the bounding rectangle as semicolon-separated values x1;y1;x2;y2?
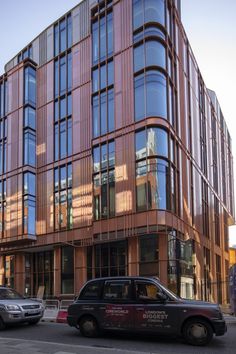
0;0;235;244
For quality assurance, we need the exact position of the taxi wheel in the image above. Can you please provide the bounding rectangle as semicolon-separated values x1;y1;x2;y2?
183;318;213;346
79;316;99;338
0;317;6;330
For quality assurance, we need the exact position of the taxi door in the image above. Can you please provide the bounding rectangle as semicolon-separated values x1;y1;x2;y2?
134;280;176;334
99;279;134;330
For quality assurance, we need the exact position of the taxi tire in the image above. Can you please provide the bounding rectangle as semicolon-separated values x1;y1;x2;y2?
0;317;6;330
183;318;213;346
79;316;99;338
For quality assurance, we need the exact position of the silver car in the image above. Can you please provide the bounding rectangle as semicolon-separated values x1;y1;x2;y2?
0;286;44;329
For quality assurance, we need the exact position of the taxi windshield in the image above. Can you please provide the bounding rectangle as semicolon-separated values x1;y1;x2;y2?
0;288;24;300
155;281;180;301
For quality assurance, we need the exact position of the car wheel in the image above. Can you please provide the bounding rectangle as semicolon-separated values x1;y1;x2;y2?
79;316;99;338
183;318;213;346
0;317;6;330
28;319;40;325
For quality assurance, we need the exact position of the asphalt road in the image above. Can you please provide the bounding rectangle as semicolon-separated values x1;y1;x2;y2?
0;322;235;354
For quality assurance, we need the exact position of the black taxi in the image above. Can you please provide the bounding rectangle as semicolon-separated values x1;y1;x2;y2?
67;276;226;346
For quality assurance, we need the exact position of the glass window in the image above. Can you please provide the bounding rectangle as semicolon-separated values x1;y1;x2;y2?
54;168;59;191
67;118;72;156
67;15;72;48
24;67;36;106
60;121;66;158
136;130;146;159
92;21;99;64
68;163;72;187
54;124;59;160
100;64;107;90
136;161;147;211
134;44;145;73
107;12;113;57
100;92;107;135
60;166;67;190
93;68;99;93
24;197;36;235
108;141;115;167
133;0;143;30
54;100;59;121
93;146;100;172
24;107;36;130
24;131;36;166
135;281;164;301
93;95;99;138
134;74;145;121
147;127;168;157
108;61;114;86
61;247;74;294
60;56;66;96
67;52;72;92
103;281;131;300
100;16;106;61
145;41;166;69
68;94;72;116
108;89;114;132
81;281;102;299
60;19;66;53
60;96;66;119
145;0;165;26
139;234;159;276
146;71;167;119
24;172;36;195
54;24;59;56
54;60;59;98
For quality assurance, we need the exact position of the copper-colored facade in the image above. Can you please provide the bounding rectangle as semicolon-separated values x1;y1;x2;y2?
0;0;234;304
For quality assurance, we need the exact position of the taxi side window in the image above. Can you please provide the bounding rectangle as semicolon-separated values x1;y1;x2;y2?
80;281;102;299
103;281;131;301
135;282;163;301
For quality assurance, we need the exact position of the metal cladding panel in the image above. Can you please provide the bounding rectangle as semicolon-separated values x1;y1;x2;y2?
46;102;54;165
39;31;47;66
47;26;54;62
79;0;90;40
73;0;90;46
72;6;80;45
73;157;92;229
18;68;24;107
72;44;80;89
114;0;132;54
37;65;47;109
32;38;40;65
37;106;47;168
7;71;19;114
46;61;54;103
114;48;134;130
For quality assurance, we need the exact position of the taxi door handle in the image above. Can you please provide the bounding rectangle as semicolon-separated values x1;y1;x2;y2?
137;308;144;311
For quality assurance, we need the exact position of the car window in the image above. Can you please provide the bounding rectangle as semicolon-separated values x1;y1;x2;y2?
0;288;23;300
80;281;102;299
135;281;164;301
103;281;131;300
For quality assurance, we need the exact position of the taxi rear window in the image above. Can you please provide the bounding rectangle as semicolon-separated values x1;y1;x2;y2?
80;281;102;299
103;281;131;300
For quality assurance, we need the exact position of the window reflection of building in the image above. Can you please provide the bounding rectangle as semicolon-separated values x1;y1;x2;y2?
5;255;14;288
135;128;177;213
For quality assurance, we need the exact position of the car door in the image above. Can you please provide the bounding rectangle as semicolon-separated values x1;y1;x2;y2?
99;280;134;330
134;280;176;334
